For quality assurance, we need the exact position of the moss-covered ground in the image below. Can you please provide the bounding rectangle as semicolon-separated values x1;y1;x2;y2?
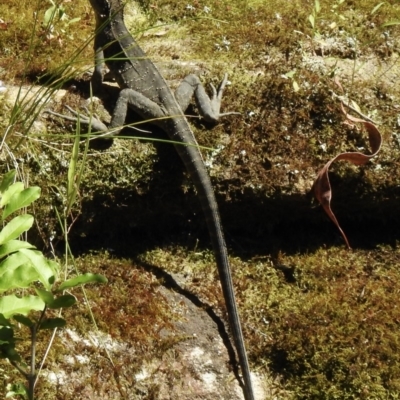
1;0;400;398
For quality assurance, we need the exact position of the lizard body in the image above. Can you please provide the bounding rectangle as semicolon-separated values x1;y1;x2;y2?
64;0;255;397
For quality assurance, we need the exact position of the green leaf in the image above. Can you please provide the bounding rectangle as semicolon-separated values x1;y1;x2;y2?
48;272;56;285
58;273;107;291
382;20;400;27
43;2;56;26
284;70;296;79
0;251;30;276
371;2;385;14
0;325;13;342
0;170;16;195
0;249;56;292
39;317;66;330
315;0;320;13
43;5;54;26
44;260;59;285
0;240;35;259
0;314;11;326
68;17;81;25
0;251;47;292
0;327;20;363
0;295;44;318
35;288;54;305
2;347;21;362
18;249;58;289
48;294;76;309
0;214;34;245
0;264;43;292
0;182;24;208
5;382;28;398
308;14;315;29
66;127;80;214
13;315;33;327
2;187;41;220
35;289;76;309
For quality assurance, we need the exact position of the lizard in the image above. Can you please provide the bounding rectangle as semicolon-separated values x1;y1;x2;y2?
49;1;255;398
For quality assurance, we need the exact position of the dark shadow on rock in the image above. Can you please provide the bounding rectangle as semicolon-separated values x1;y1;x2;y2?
66;169;400;259
132;257;245;391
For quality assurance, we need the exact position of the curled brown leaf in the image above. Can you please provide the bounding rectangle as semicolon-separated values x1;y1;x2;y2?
312;103;382;248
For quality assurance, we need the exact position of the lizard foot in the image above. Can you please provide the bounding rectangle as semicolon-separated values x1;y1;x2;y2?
175;73;240;124
209;73;241;119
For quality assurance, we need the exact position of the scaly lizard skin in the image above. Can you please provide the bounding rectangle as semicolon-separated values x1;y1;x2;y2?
54;0;255;398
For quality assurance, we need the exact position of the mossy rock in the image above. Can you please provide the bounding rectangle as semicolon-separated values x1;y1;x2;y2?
1;0;400;398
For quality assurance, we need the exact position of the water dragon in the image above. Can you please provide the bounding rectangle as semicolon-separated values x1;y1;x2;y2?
50;0;255;398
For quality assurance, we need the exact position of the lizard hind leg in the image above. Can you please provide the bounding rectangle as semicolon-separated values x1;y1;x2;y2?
174;73;239;124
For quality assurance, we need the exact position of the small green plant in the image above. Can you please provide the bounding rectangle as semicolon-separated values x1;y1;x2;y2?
283;69;300;92
42;0;81;43
308;0;347;36
0;170;106;400
308;0;321;35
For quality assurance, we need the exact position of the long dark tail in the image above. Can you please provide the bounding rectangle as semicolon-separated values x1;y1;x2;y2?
180;144;256;400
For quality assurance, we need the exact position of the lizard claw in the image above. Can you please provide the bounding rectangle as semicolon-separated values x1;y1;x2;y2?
215;73;229;101
209;73;228;102
209;83;217;98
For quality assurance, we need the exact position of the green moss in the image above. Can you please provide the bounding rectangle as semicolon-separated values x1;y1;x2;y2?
241;246;400;399
0;0;92;82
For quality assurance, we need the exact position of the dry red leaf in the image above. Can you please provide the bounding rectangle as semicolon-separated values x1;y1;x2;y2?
0;18;11;30
312;103;382;248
